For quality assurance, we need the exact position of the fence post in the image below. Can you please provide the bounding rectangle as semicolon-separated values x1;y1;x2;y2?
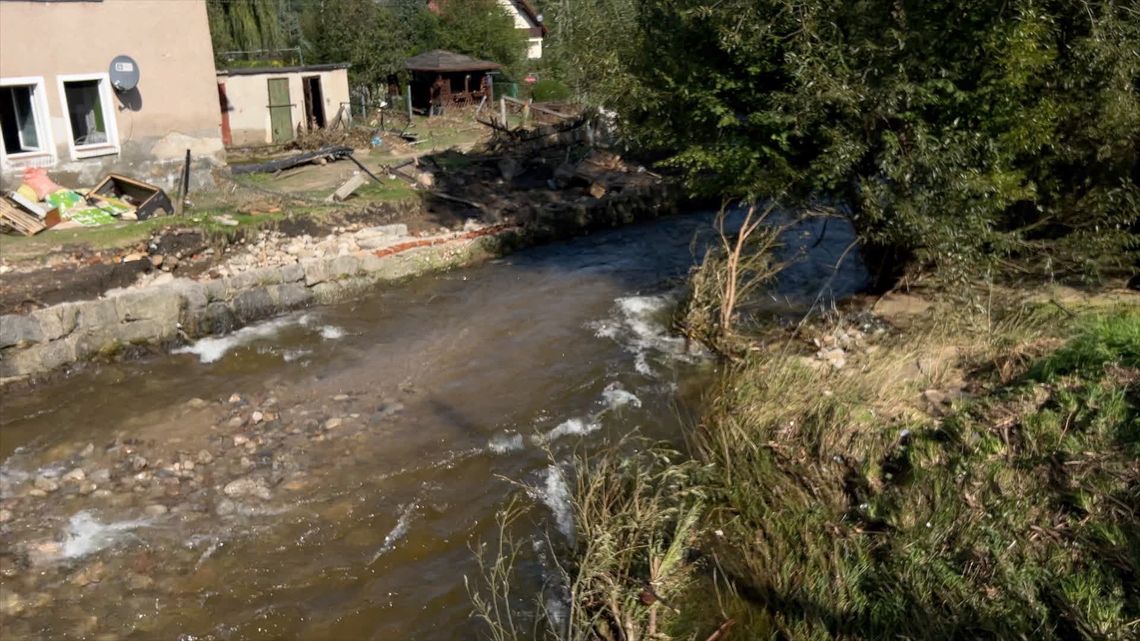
500;97;507;129
406;85;413;121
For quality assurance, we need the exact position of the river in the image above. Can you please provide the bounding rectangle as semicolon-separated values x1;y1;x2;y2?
0;212;866;640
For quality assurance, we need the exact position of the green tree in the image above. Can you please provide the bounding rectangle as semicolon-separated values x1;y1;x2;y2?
207;0;288;60
436;0;528;69
573;0;1139;278
300;0;443;89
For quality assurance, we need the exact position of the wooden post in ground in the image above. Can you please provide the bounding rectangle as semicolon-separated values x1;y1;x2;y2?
406;85;413;121
500;97;507;129
523;99;531;127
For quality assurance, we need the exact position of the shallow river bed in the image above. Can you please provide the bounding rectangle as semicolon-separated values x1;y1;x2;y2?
0;213;865;640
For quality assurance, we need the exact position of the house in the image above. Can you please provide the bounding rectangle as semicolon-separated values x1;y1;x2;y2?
217;64;351;147
498;0;547;60
427;0;547;60
406;51;501;113
0;0;225;189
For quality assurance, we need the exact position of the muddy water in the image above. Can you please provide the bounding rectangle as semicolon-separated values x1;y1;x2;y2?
0;213;866;640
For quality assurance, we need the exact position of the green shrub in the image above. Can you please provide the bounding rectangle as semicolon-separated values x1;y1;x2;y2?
570;1;1139;277
530;79;572;102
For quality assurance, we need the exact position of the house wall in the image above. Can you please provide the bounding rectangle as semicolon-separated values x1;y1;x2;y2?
496;0;543;59
0;0;224;190
220;69;350;147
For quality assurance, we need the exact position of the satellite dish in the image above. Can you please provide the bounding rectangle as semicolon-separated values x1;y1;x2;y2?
109;55;140;92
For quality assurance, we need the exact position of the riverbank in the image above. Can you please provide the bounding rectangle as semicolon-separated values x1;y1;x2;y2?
520;280;1138;640
0;139;677;384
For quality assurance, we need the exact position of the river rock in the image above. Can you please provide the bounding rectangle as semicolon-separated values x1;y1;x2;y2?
79;443;95;458
26;540;62;566
62;468;86;483
127;574;154;591
323;417;342;430
78;482;97;495
91;468;111;484
222;477;271;500
228;393;242;404
0;508;11;523
0;591;24;617
250;411;264;425
228;417;244;429
233;435;249;447
33;477;59;493
196;450;214;465
215;499;236;516
130;456;149;472
70;561;106;586
144;504;169;517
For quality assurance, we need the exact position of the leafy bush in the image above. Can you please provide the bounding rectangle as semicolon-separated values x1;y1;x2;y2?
569;1;1140;277
530;79;572;103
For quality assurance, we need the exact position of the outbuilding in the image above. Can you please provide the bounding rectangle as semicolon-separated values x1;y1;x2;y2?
405;50;501;114
217;64;351;147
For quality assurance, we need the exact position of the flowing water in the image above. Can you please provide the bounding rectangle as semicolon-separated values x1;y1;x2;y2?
0;213;867;640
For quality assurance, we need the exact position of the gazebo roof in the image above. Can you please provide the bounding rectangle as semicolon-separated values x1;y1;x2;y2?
405;50;502;73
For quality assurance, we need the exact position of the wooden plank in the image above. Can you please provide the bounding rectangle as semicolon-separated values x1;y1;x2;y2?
325;174;367;203
0;198;46;236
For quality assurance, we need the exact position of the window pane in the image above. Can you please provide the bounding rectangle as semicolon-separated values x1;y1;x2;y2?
0;85;41;154
64;80;108;146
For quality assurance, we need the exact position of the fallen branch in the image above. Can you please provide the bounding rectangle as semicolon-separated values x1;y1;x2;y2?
346;153;383;183
704;619;736;641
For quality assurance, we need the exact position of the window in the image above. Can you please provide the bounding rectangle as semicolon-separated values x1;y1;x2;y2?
58;73;118;159
0;78;52;161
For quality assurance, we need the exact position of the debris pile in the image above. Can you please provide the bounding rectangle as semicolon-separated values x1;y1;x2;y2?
1;167;175;236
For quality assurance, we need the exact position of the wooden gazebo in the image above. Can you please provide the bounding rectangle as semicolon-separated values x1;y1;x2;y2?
405;50;502;113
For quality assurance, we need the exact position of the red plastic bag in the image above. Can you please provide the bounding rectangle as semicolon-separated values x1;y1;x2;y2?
22;167;63;201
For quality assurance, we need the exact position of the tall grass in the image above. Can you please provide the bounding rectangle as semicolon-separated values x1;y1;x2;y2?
685;306;1139;639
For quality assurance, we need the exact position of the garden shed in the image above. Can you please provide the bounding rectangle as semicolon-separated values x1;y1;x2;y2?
405;50;501;114
217;63;350;147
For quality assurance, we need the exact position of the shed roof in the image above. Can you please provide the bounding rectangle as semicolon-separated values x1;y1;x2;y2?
405;50;502;73
217;63;350;77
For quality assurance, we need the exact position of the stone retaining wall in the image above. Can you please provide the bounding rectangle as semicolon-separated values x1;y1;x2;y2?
0;183;677;383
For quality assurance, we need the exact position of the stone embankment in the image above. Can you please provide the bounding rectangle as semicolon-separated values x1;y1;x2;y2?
0;182;676;383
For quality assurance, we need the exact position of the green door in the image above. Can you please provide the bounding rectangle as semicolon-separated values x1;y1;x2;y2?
267;78;293;143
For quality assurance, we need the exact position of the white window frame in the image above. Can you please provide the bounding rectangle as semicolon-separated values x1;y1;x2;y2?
57;72;120;160
0;76;56;167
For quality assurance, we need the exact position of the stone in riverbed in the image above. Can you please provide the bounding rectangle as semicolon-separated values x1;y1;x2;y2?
78;482;97;495
222;477;271;500
0;591;24;617
196;450;214;465
0;508;11;523
144;504;168;517
323;417;342;430
69;561;106;586
62;468;86;483
250;411;264;425
215;499;236;516
33;477;59;493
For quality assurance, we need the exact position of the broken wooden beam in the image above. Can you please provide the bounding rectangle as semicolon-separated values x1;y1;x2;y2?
325;173;368;203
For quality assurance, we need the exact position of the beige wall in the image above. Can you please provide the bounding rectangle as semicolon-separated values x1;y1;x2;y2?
220;68;350;147
0;0;223;187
